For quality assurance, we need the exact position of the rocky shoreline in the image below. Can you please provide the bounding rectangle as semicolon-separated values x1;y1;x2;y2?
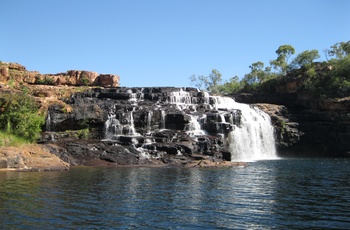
0;143;247;171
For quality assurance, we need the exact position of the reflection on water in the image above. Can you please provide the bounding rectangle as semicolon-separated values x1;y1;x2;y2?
1;158;350;229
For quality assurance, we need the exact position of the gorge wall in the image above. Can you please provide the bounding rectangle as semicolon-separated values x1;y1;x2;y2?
234;92;350;157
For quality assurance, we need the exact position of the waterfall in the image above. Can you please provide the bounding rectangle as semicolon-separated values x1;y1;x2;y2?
102;87;277;162
213;96;277;161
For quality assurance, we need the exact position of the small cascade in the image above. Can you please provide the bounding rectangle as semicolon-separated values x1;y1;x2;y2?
104;114;122;139
139;88;145;101
104;109;140;139
146;111;153;133
50;133;55;142
128;89;137;103
160;110;166;130
45;112;52;131
169;88;197;110
203;91;210;104
169;89;193;104
128;110;137;135
185;115;207;137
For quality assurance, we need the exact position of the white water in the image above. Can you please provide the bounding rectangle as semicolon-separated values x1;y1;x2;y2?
46;113;52;131
147;111;152;131
160;110;166;130
213;96;277;161
185;114;207;137
104;110;140;138
169;89;193;104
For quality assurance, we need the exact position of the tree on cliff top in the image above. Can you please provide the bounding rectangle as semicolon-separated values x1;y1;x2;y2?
326;41;350;60
289;49;320;70
270;44;295;74
190;69;223;94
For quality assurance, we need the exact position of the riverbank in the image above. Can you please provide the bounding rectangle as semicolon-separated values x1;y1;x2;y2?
0;144;247;171
0;144;69;171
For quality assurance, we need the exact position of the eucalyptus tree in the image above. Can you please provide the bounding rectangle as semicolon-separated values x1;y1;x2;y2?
189;69;223;94
243;61;275;84
326;41;350;60
270;44;295;74
289;49;320;69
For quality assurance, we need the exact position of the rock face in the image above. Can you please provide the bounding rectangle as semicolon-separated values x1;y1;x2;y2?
234;93;350;157
0;144;69;171
0;62;119;87
42;87;278;166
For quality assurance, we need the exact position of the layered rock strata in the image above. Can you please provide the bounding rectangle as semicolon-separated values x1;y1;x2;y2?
0;62;119;87
42;87;275;166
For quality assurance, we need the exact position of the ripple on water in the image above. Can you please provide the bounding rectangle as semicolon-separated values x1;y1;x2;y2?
0;158;350;229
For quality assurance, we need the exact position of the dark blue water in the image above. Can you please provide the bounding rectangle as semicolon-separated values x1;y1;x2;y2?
1;158;350;229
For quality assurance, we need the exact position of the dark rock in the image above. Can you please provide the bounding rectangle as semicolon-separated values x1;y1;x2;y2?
43;87;248;165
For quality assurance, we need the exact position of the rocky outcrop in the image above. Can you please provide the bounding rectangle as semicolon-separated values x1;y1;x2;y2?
42;87;263;166
0;144;69;171
0;62;119;87
234;93;350;157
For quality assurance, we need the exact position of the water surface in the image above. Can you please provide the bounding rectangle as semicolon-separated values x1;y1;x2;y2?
1;158;350;229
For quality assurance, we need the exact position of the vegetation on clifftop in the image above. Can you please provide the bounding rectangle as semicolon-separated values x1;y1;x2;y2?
190;41;350;98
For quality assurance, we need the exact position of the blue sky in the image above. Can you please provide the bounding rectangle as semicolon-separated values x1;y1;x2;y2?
1;0;349;87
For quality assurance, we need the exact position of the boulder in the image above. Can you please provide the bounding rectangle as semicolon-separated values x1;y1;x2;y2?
97;74;120;87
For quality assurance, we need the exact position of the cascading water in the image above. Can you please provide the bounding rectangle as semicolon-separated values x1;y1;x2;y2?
213;96;277;161
146;111;153;133
160;110;166;130
104;110;139;139
102;87;277;162
185;114;207;137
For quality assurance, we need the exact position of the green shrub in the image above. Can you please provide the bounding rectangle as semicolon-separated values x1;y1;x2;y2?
0;91;45;142
77;128;89;139
0;131;30;147
35;75;55;85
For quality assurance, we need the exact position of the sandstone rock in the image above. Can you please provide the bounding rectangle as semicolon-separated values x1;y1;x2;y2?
0;144;69;171
2;62;120;87
8;62;26;71
0;65;9;79
97;74;120;87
